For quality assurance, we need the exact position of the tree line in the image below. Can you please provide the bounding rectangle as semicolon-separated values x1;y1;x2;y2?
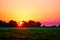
0;20;60;28
0;20;17;27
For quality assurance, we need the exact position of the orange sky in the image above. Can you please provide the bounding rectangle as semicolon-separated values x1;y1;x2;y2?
0;0;60;25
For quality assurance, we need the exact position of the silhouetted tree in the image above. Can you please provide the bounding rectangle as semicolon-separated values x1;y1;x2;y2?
42;25;46;27
36;22;41;27
0;20;59;28
51;25;56;27
27;20;37;27
58;25;60;27
20;21;27;28
3;21;9;27
0;20;3;27
23;21;28;27
9;20;18;27
0;20;9;27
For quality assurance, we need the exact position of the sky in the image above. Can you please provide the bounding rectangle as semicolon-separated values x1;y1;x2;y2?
0;0;60;26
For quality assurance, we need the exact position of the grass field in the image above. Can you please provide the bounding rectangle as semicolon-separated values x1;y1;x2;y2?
0;28;60;40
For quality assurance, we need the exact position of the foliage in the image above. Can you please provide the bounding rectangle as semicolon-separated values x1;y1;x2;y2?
0;20;60;27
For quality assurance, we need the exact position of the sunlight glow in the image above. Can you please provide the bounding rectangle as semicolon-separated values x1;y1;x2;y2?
0;0;60;25
20;22;23;27
18;22;23;28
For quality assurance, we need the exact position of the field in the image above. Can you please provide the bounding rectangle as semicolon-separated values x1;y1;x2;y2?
0;28;60;40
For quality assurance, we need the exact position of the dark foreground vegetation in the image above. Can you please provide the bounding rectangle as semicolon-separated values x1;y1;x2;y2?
0;20;60;28
0;28;60;40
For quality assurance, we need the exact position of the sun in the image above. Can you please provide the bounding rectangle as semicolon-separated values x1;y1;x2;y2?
20;22;23;27
18;22;24;28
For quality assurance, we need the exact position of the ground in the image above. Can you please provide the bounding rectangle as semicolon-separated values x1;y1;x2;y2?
0;28;60;40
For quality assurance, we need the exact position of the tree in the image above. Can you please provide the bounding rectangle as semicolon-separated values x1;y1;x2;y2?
27;20;36;27
0;20;3;27
51;25;56;28
3;21;9;27
36;22;41;27
0;20;9;27
42;25;46;27
20;21;27;28
9;20;18;27
58;25;60;27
